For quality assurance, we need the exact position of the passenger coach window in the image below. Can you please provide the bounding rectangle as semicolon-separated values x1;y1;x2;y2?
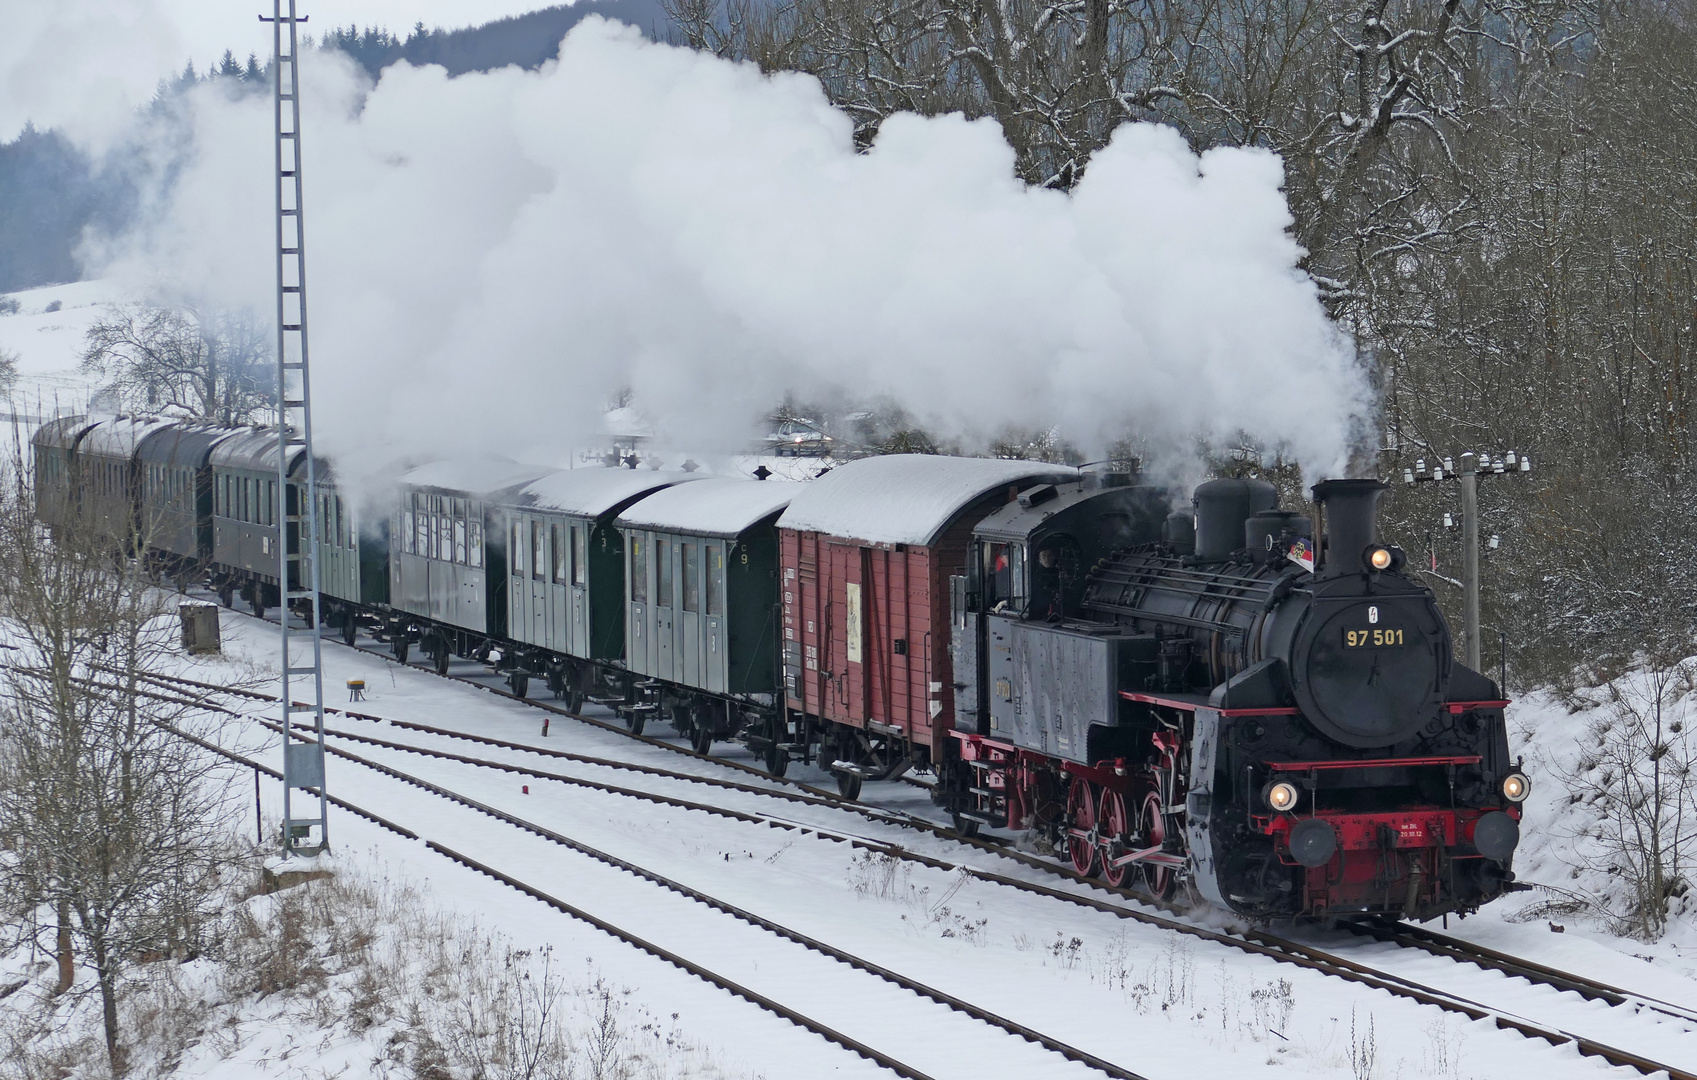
682;542;699;612
511;521;524;577
706;544;723;616
414;494;429;555
657;538;674;607
468;518;483;568
532;520;546;581
455;516;467;564
573;526;587;585
630;536;647;602
402;506;415;554
552;523;568;583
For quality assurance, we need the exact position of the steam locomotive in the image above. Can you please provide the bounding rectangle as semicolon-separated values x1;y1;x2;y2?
33;415;1525;921
941;474;1527;921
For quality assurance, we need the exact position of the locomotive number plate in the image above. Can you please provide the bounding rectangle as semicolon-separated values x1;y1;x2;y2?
1344;627;1405;648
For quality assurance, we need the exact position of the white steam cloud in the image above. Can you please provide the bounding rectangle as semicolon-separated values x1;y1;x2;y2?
94;18;1372;483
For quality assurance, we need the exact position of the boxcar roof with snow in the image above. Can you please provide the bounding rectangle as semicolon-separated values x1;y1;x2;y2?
515;468;701;519
617;477;798;538
776;455;1073;547
209;428;308;476
80;417;180;460
398;457;552;498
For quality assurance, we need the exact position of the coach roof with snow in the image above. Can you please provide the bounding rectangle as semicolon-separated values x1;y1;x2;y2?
208;427;308;475
517;468;699;518
398;457;552;498
616;477;797;539
80;416;180;460
776;455;1072;547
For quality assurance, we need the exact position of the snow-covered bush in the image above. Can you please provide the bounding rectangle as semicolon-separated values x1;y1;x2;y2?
1516;657;1697;939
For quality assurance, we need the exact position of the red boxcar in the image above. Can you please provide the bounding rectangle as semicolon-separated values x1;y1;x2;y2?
776;456;1070;797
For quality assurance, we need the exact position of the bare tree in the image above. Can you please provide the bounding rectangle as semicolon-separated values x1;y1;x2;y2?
1555;657;1697;939
0;452;233;1074
81;302;270;425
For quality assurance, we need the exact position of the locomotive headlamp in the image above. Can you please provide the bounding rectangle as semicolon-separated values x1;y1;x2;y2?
1502;772;1531;803
1266;781;1299;812
1366;546;1394;571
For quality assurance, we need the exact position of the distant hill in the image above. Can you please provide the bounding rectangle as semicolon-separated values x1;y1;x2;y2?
0;2;676;294
326;1;676;79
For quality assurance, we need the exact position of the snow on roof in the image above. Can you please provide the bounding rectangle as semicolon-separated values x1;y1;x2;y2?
777;455;1071;547
79;417;181;460
399;457;552;497
617;477;797;537
516;468;700;518
31;415;98;452
208;428;306;475
603;406;654;438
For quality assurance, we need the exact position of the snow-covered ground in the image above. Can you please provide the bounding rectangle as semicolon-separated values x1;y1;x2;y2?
0;279;132;417
19;603;1670;1080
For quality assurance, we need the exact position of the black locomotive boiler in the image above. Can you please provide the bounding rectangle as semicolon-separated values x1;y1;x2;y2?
944;475;1527;920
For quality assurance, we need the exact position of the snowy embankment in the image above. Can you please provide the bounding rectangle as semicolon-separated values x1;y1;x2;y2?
10;605;1692;1079
0;280;130;418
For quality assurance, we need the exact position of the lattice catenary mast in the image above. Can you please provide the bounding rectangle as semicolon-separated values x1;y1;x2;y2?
264;0;329;857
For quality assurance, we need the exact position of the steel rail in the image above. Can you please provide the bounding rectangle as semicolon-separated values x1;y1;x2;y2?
161;697;1147;1080
1355;920;1697;1025
157;717;938;1080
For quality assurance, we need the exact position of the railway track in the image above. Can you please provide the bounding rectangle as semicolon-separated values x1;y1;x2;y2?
1347;920;1697;1026
146;668;1697;1080
164;705;1151;1079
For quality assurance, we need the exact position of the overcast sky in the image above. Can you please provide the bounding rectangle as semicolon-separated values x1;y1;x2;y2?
0;0;557;143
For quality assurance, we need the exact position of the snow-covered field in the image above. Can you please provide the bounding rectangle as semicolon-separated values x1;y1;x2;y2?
9;604;1687;1079
0;279;131;417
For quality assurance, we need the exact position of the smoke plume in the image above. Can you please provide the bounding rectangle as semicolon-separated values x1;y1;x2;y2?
93;18;1373;482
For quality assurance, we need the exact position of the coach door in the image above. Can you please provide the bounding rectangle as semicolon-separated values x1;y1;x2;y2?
703;542;725;694
568;523;589;656
679;540;701;686
547;520;569;653
628;533;650;672
655;535;676;676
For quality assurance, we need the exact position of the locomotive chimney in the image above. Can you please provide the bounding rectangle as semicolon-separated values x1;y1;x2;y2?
1312;478;1387;578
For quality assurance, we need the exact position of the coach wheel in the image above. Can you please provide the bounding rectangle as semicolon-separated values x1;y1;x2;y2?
1067;777;1099;877
691;719;714;755
342;617;357;646
434;640;450;676
835;769;863;801
1098;788;1133;889
219;587;234;609
510;672;529;698
1136;787;1175;900
763;738;788;779
567;687;586;714
624;708;646;736
951;811;981;838
252;596;266;621
394;636;409;664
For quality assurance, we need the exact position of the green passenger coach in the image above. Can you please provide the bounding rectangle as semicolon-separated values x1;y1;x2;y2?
617;477;796;760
